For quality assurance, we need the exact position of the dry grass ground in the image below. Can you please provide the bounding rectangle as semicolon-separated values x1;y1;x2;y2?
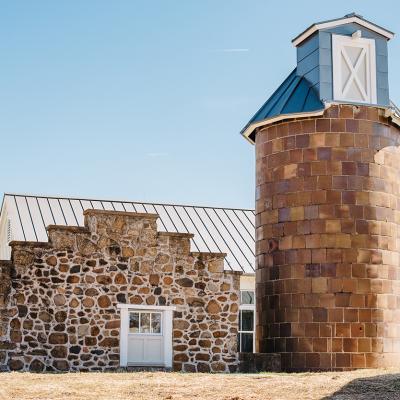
1;368;400;400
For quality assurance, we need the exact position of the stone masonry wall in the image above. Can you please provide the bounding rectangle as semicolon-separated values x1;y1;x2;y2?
255;104;400;371
0;210;240;372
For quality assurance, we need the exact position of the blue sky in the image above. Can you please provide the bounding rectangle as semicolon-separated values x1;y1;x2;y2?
1;1;399;208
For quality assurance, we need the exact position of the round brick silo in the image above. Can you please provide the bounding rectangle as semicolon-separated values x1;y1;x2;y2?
255;104;400;371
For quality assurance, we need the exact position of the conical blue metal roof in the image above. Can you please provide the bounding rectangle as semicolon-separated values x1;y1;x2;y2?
241;68;324;142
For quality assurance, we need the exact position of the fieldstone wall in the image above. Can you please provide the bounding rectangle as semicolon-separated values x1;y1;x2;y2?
0;209;240;372
255;104;400;371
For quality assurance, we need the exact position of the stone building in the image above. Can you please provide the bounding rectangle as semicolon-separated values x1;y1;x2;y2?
0;195;256;372
241;13;400;370
2;13;400;373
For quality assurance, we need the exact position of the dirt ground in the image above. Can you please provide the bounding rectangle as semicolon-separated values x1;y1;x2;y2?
0;368;400;400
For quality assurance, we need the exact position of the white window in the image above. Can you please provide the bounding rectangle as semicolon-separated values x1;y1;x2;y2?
129;311;162;335
332;34;377;104
238;290;255;353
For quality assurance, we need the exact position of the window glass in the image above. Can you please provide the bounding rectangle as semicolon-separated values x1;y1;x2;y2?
241;290;254;304
240;310;254;331
239;333;253;353
129;312;139;333
140;312;151;333
151;313;161;334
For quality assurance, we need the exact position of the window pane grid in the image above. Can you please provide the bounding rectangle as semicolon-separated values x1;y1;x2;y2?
129;311;162;335
238;291;255;353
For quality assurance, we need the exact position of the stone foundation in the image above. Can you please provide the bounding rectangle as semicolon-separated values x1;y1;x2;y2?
238;352;281;372
0;209;240;372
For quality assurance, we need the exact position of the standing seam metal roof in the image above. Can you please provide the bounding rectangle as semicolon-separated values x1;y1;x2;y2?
1;194;255;274
241;68;324;141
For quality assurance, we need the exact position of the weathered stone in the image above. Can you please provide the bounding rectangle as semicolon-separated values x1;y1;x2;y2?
53;359;69;371
23;319;34;329
17;305;28;317
220;283;231;291
70;265;81;274
132;276;143;285
213;330;228;338
55;311;67;323
197;362;211;373
82;297;95;308
96;275;112;285
46;256;58;266
85;288;99;297
10;318;21;329
9;359;24;371
206;300;221;315
70;345;81;354
49;333;68;345
149;274;159;286
54;294;66;306
29;359;45;372
67;275;80;284
163;276;173;285
121;247;135;257
105;320;120;329
85;337;97;346
99;338;119;347
129;295;142;304
98;295;111;308
146;295;155;305
211;361;226;372
174;353;189;362
90;326;100;336
69;298;79;308
187;297;205;307
183;363;196;372
176;278;193;287
10;330;22;342
174;320;190;330
196;353;210;361
27;294;38;304
116;293;126;303
51;346;68;358
114;273;127;285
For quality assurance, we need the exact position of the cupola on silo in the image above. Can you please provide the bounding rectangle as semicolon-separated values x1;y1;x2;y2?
243;13;400;371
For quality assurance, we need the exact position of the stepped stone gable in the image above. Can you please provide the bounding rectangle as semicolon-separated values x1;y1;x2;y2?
0;209;240;372
256;104;400;371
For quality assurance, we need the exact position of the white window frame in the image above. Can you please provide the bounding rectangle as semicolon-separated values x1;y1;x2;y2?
332;34;377;104
239;290;255;353
118;304;176;368
128;311;163;336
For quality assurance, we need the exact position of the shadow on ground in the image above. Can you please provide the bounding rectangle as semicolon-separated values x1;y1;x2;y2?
321;373;400;400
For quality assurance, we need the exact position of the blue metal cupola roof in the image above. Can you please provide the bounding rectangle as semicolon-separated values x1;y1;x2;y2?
240;69;325;143
241;13;395;143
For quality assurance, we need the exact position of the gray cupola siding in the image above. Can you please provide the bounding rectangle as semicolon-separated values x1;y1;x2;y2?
241;13;395;142
296;13;392;107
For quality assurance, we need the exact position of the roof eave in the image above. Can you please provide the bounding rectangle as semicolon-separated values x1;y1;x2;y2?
241;107;327;145
292;16;394;47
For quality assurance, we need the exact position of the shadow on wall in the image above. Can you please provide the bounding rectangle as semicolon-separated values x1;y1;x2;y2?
321;373;400;399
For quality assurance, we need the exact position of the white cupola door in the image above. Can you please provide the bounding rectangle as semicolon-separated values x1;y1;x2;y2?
332;34;377;104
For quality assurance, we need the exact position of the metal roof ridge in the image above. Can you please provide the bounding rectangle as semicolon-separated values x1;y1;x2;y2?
292;13;394;47
3;193;254;213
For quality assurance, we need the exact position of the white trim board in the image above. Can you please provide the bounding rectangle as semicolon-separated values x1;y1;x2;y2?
117;304;177;311
292;16;394;47
241;108;327;144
